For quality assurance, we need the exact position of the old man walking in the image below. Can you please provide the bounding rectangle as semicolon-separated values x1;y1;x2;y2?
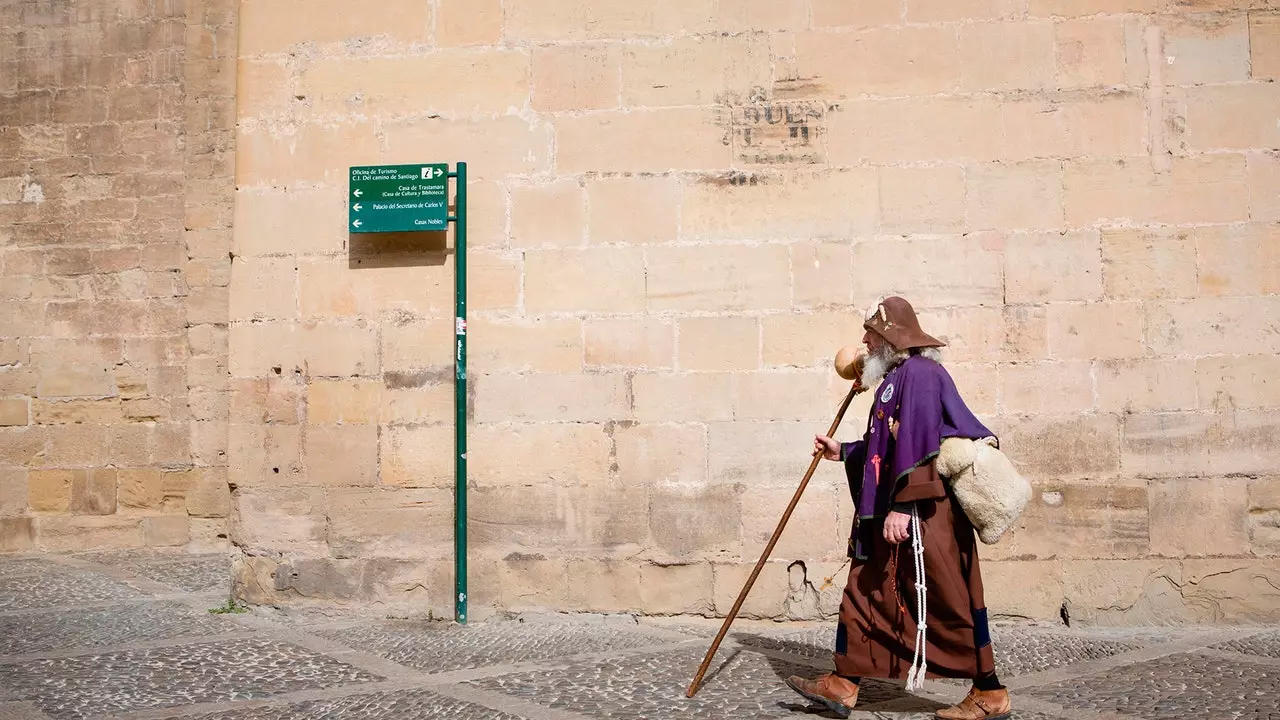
785;297;1012;720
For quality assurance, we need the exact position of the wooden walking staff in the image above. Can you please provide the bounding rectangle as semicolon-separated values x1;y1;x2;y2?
686;345;869;698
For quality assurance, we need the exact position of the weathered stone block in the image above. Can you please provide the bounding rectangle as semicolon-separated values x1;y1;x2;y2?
1101;228;1198;300
1183;83;1280;152
1056;16;1128;88
1096;359;1198;413
236;121;381;186
306;379;381;425
531;43;621;112
565;559;643;613
960;20;1055;92
762;313;865;369
828;97;1002;165
615;423;708;488
304;424;378;487
1061;559;1185;626
712;561;790;618
624;34;770;107
853;236;1003;308
998;481;1149;560
966;161;1064;231
301;52;529;116
677;316;760;372
916;306;1005;364
647;244;791;312
1122;410;1280;478
1247;153;1280;223
383;116;553;181
734;371;836;422
524;247;645;313
1161;12;1250;85
796;26;961;97
70;469;116;515
469;318;583;374
230;487;329;554
1195;223;1278;297
232;188;345;257
437;0;503;46
585;318;675;370
326;487;452;559
555;109;732;173
228;423;303;486
1146;297;1280;356
36;515;141;552
1004;231;1102;303
1249;478;1280;555
1150;477;1249;557
998;362;1094;415
0;398;28;426
380;424;453;488
239;0;430;54
983;560;1064;621
472;423;612;487
586;176;679;245
186;468;231;519
28;469;73;512
1047;302;1145;360
142;515;190;547
510;179;585;249
709;421;822;488
228;257;295;322
1001;91;1146;162
1197;355;1280;410
1066;155;1249;226
639;562;714;615
999;414;1121;480
879;165;966;234
0;517;34;552
741;483;841;562
650;484;741;558
474;373;629;423
632;372;735;423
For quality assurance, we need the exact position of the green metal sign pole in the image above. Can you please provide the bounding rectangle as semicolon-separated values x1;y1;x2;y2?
450;163;468;625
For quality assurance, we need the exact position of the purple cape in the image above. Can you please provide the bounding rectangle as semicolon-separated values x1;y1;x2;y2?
841;355;995;521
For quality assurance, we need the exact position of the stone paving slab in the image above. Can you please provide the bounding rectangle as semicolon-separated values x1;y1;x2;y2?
69;551;232;594
0;638;383;720
470;645;911;720
0;570;144;611
0;701;54;720
182;688;532;720
0;558;63;578
0;601;238;657
1025;651;1280;720
319;619;681;674
1213;630;1280;660
730;624;1143;677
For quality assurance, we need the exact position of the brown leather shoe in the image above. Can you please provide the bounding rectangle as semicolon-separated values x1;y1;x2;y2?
934;687;1012;720
785;673;859;719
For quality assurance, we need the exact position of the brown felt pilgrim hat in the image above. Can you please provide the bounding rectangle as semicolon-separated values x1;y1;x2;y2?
863;296;946;350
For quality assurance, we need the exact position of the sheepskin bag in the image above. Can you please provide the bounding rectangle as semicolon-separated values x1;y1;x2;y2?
936;437;1031;545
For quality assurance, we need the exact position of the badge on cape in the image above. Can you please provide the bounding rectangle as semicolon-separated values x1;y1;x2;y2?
880;383;894;404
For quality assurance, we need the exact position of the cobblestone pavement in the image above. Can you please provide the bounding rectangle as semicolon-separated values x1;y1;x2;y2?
1;552;1278;720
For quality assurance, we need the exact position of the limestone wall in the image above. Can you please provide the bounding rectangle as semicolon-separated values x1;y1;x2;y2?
0;0;236;552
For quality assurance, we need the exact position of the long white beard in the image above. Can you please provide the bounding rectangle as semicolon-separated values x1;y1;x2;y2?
861;345;942;388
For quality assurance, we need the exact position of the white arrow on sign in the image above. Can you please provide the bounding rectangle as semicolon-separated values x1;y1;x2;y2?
352;203;362;211
353;189;363;197
352;219;362;228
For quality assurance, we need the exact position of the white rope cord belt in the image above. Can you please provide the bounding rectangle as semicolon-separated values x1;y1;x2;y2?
905;506;928;691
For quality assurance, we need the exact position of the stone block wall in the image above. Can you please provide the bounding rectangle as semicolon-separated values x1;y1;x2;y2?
0;0;236;552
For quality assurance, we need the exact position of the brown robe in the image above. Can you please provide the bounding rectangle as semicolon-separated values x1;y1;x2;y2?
833;463;996;680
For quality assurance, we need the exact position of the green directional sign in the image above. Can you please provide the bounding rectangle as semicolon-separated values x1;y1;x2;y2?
349;163;449;233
